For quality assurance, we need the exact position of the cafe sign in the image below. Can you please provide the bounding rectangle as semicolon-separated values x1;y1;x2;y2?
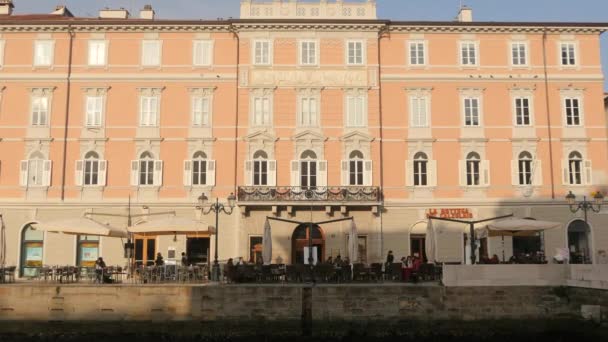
427;208;473;219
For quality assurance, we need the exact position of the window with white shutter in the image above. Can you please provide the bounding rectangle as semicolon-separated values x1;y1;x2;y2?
141;40;161;66
85;96;103;127
139;96;159;127
516;151;533;185
409;41;425;65
300;40;317;65
346;95;365;127
88;40;107;66
413;152;428;186
298;97;318;127
135;152;157;186
460;41;477;66
347;40;364;65
252;97;271;126
191;152;208;186
253;40;271;65
566;151;583;185
192;96;210;127
465;152;481;186
410;96;428;128
31;96;49;126
193;40;212;66
34;40;54;67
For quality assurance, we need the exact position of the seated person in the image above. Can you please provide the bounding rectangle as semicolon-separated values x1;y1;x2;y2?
489;254;499;264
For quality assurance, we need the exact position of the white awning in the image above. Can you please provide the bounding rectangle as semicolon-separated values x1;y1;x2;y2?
128;217;211;234
33;217;128;238
481;218;562;237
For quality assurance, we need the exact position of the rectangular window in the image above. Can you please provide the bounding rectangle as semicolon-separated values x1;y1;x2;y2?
299;97;318;127
300;160;317;188
518;160;532;185
410;96;428;128
253;97;271;126
561;43;576;66
88;40;107;66
515;97;530;126
565;98;581;126
414;160;428;186
85;96;103;127
31;96;49;126
349;160;364;186
193;40;212;66
346;96;365;127
511;42;527;66
254;40;271;65
463;97;480;126
77;235;100;268
139;96;158;127
461;42;477;66
34;40;54;66
83;159;99;186
569;159;582;185
409;41;425;65
139;159;155;185
253;160;268;186
466;160;480;186
300;41;317;65
0;40;5;67
141;40;161;66
192;159;207;186
192;97;210;127
347;41;363;65
27;159;45;186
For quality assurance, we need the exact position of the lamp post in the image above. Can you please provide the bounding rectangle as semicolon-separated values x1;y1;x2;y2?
197;192;236;281
565;191;604;224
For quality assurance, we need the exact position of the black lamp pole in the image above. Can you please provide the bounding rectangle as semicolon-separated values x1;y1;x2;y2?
565;191;604;225
198;192;236;282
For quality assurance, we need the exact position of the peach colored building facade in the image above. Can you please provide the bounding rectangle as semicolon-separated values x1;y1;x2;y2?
0;1;606;276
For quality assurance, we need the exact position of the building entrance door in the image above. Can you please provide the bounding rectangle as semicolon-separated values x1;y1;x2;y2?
410;235;427;262
292;223;324;264
567;219;591;264
134;235;156;267
186;237;210;266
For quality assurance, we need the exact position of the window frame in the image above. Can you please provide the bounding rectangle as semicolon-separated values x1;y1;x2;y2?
409;95;429;128
345;95;367;128
514;96;532;126
559;42;577;67
30;95;50;127
459;41;478;67
346;40;365;66
191;156;208;186
297;95;319;128
139;95;160;127
568;152;583;185
299;39;318;66
191;95;211;127
84;95;104;128
408;40;427;66
564;97;583;127
251;95;272;127
0;40;5;68
33;40;54;67
253;159;269;186
83;155;100;186
87;40;107;67
141;39;162;67
462;96;481;127
193;40;213;67
413;153;428;187
517;152;533;186
510;41;528;67
465;152;481;186
252;39;272;66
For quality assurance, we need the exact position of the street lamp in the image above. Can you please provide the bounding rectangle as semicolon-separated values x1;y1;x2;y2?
565;191;604;223
197;192;236;281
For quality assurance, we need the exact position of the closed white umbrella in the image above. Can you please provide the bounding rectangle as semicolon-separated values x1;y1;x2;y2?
128;217;210;234
33;217;128;238
262;219;272;265
425;219;436;263
348;220;358;263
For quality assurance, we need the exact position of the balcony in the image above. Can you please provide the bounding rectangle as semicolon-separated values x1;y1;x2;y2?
237;186;380;203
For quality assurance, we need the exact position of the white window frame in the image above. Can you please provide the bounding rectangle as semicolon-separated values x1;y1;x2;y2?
409;95;429;128
459;41;478;67
251;96;272;127
191;95;211;127
560;42;577;67
30;95;50;126
141;40;161;67
33;40;54;67
345;95;367;128
299;40;318;66
346;40;365;66
139;95;159;127
88;40;107;67
22;158;51;187
510;41;528;67
297;96;319;128
517;153;533;186
253;159;269;186
253;40;272;66
84;95;103;127
462;96;481;127
564;97;583;127
0;40;5;68
408;40;427;66
193;40;213;67
413;154;428;187
514;96;532;126
77;154;107;187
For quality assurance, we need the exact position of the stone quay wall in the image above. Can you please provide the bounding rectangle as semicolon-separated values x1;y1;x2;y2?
0;284;606;323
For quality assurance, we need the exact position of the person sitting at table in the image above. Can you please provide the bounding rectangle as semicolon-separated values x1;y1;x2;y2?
95;257;106;283
401;256;413;282
326;256;333;265
155;252;164;266
181;252;189;267
489;254;499;264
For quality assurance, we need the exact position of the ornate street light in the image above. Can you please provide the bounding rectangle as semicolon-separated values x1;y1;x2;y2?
197;192;236;281
565;191;604;223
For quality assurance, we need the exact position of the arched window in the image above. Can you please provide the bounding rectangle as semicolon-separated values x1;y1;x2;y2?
77;235;99;267
300;150;317;160
568;151;583;185
300;150;317;188
139;151;155;186
253;150;268;186
20;224;44;277
466;152;481;186
192;151;208;186
83;151;100;186
347;150;364;186
518;151;533;185
413;152;428;186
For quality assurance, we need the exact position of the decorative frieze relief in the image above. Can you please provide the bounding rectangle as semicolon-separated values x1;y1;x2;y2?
249;69;367;87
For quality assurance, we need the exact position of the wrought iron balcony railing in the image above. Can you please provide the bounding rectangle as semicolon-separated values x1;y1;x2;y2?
237;186;380;202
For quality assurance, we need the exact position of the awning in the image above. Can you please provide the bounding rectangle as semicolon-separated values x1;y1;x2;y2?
481;218;562;237
128;217;211;234
33;217;128;238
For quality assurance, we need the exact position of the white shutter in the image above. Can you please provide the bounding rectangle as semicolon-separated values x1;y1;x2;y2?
183;160;192;186
428;160;437;187
584;160;593;185
245;160;253;186
458;160;467;186
75;160;84;186
482;160;491;186
317;160;328;187
511;160;518;185
341;160;349;186
405;160;413;187
290;160;299;187
561;160;569;185
19;160;29;187
153;160;163;186
268;160;277;186
131;160;140;186
532;160;543;186
207;160;216;186
364;160;373;186
42;160;52;186
98;160;107;186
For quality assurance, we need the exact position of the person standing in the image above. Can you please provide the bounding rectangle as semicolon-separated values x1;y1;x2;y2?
94;257;106;283
181;252;189;267
155;252;164;266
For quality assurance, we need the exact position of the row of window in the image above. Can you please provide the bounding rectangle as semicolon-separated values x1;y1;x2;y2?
17;150;593;188
25;92;585;129
0;39;580;68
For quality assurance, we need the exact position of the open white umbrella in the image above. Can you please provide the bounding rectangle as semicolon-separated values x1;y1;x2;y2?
128;216;210;234
485;218;562;237
33;217;128;238
348;220;358;263
425;219;436;263
262;219;272;265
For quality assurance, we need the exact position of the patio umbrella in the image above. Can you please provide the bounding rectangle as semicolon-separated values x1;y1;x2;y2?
262;219;272;265
485;218;562;237
0;215;6;267
348;220;358;263
32;217;128;238
425;219;436;263
128;216;210;234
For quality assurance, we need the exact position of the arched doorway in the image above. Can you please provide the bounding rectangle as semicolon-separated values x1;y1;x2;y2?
20;223;44;277
292;223;324;264
567;219;591;264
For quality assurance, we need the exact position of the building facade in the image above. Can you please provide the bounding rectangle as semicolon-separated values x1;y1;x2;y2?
0;0;606;275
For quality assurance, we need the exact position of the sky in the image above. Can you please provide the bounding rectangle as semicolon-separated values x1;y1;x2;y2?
12;0;608;90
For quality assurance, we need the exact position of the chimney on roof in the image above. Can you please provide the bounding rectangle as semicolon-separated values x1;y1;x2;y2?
139;4;155;20
0;0;14;16
457;6;473;22
52;5;74;17
99;7;130;19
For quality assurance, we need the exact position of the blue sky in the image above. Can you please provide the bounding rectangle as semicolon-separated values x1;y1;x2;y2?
13;0;608;89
